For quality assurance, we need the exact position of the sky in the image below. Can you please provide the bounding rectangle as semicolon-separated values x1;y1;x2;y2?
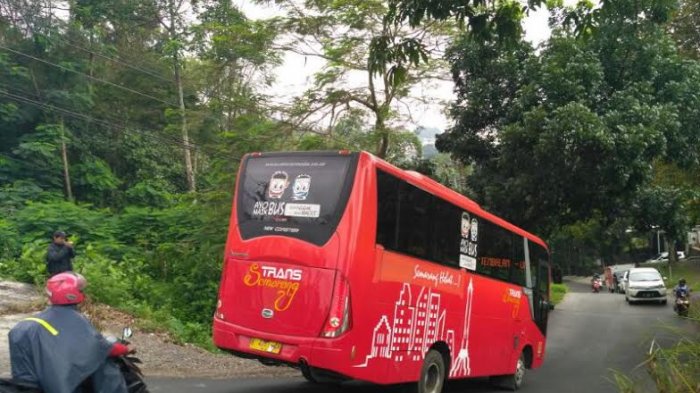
235;1;560;134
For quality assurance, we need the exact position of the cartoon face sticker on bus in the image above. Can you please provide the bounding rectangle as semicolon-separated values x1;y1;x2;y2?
268;171;290;199
470;218;478;242
461;212;471;238
292;174;312;201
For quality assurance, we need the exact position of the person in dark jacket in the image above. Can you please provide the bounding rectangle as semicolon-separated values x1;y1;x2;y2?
8;272;129;393
46;231;75;276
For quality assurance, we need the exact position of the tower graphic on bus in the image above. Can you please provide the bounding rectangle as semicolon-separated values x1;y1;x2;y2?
356;278;475;378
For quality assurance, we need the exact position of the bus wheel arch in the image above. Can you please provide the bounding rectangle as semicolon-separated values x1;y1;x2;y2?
490;349;528;391
430;341;452;374
522;345;533;369
417;344;451;393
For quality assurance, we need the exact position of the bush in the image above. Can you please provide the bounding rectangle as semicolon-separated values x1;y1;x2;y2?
551;283;568;305
0;240;47;286
0;196;229;351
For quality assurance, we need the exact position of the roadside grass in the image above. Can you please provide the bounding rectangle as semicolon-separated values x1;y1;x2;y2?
638;259;700;291
551;283;568;305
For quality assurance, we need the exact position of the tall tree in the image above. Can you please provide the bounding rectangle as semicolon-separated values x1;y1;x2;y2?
437;0;700;239
669;0;700;59
274;0;455;158
160;0;196;192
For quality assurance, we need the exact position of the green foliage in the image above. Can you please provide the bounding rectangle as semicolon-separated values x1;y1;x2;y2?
12;201;117;248
275;0;455;157
550;283;567;305
438;0;700;243
0;218;21;257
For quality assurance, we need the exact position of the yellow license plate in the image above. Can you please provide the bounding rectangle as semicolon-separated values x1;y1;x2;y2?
249;338;282;354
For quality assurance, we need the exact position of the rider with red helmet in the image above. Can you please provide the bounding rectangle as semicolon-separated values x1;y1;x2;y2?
8;272;129;393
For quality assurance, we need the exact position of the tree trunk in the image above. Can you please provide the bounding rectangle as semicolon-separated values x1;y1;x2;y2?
59;120;73;201
375;118;389;159
175;60;196;192
169;0;196;192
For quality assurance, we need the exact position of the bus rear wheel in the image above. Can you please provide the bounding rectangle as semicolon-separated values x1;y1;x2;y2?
300;364;344;385
417;349;447;393
490;353;525;391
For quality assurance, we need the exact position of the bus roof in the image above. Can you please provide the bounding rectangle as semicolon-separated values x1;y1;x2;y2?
366;151;549;251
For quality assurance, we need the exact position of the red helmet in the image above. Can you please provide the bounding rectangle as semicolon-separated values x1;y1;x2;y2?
46;272;87;305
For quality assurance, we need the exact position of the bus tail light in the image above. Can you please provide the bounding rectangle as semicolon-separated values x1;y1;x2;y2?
322;276;352;338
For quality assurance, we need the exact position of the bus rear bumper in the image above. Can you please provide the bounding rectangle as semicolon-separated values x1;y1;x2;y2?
212;318;359;377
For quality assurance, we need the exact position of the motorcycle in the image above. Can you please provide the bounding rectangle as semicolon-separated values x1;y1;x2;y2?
675;293;691;317
592;278;602;293
0;327;148;393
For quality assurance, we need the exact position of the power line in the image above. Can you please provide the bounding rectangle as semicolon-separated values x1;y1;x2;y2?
0;89;228;157
0;82;302;159
0;82;201;150
0;45;360;152
0;43;289;146
45;34;173;83
0;44;179;108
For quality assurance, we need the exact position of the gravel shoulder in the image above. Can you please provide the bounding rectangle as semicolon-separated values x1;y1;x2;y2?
0;280;297;380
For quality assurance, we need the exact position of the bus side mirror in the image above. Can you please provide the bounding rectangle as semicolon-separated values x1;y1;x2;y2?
548;302;555;311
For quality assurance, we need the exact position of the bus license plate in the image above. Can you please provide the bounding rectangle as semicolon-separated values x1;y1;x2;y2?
249;338;282;354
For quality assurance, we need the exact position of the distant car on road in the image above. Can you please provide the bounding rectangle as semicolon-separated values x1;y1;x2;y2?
614;271;626;293
624;267;667;304
645;251;686;264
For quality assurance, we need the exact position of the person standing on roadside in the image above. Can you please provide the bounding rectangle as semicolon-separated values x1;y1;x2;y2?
46;231;75;277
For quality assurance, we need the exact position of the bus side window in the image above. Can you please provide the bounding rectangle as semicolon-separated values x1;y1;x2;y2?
478;221;512;282
396;182;432;260
431;198;461;267
510;236;527;286
376;171;400;249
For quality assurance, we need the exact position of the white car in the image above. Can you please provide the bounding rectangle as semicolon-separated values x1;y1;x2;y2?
624;268;667;304
646;251;686;264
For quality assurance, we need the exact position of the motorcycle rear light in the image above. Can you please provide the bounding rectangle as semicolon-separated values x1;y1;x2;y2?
322;275;352;338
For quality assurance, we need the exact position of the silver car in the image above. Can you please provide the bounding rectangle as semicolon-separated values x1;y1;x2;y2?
624;268;667;304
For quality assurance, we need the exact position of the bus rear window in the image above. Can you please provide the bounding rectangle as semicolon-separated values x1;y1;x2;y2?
237;152;358;246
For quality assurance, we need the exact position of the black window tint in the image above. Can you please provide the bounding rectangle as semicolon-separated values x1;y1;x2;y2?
396;182;432;260
530;243;550;294
376;171;400;249
376;169;536;279
477;221;513;282
431;200;461;267
377;170;461;268
510;236;527;286
237;153;358;246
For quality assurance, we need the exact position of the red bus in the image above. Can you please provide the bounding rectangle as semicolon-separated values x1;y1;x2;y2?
213;151;551;392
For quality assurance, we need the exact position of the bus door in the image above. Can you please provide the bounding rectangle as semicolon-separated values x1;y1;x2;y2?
528;241;550;335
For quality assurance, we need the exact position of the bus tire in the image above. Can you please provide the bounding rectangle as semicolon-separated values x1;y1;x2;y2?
417;349;447;393
490;353;525;391
301;365;344;385
300;365;317;384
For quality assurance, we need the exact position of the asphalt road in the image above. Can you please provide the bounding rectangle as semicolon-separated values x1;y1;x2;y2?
147;280;696;393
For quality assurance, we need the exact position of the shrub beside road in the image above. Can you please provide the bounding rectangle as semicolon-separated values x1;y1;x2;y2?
551;283;568;305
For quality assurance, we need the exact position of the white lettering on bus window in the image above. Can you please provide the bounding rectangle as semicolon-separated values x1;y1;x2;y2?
460;254;477;271
252;201;286;216
284;203;321;218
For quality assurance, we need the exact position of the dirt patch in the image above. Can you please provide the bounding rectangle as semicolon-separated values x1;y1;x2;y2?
0;281;44;315
0;280;298;379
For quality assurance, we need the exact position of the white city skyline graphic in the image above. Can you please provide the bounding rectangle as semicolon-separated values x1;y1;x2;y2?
355;278;475;378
